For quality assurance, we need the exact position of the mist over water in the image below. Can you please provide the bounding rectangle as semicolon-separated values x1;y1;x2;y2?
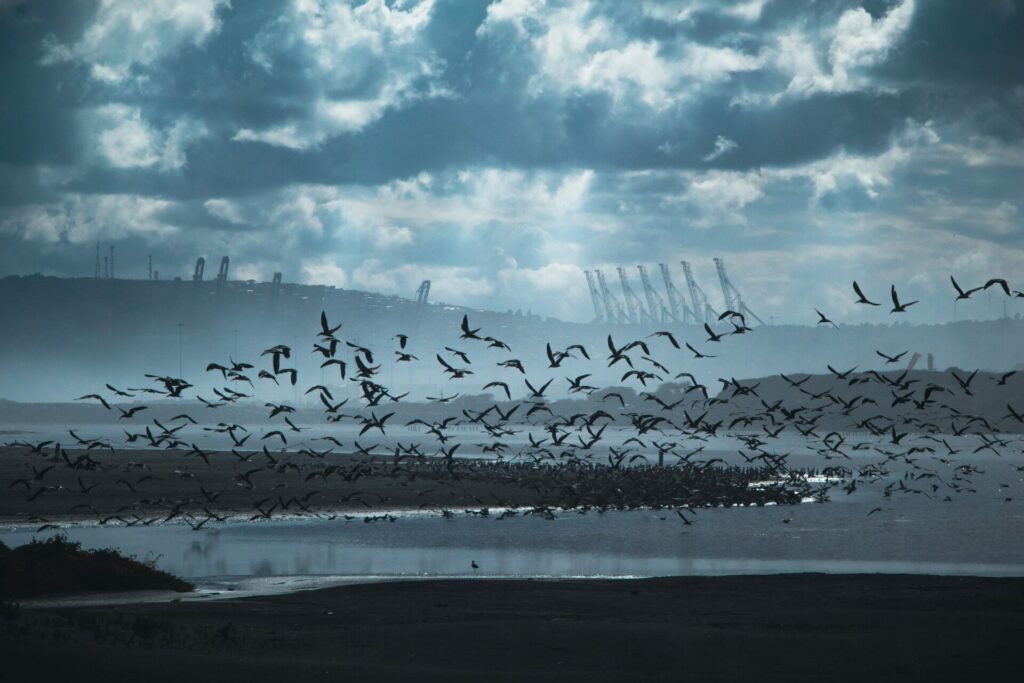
4;279;1024;588
2;276;1022;403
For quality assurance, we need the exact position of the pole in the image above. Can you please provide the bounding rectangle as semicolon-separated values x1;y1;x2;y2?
177;322;183;378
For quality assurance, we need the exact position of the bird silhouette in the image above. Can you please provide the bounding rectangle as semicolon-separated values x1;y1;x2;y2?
815;309;837;327
459;314;481;340
950;276;979;301
704;323;724;342
852;281;880;306
890;285;918;313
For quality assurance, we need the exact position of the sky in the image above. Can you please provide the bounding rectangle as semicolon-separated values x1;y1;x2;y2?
0;0;1022;324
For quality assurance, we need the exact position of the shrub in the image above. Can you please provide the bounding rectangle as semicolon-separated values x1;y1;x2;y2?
0;536;192;599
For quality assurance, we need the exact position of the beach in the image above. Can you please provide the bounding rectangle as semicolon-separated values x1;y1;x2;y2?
3;574;1023;682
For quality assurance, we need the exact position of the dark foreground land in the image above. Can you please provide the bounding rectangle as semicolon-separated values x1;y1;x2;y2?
2;574;1023;682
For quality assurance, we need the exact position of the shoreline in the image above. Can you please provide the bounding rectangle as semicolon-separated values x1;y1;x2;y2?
15;560;1024;609
1;445;811;524
0;497;802;527
3;573;1023;682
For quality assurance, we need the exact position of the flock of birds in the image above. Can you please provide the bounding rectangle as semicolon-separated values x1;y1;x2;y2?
4;276;1024;532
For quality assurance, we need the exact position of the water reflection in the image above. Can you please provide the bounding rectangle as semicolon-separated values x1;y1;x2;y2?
4;495;1024;582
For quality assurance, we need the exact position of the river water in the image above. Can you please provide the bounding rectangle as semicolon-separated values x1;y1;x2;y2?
4;425;1023;586
3;488;1023;584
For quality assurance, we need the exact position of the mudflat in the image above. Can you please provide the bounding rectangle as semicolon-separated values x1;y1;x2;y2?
3;574;1023;682
0;445;801;524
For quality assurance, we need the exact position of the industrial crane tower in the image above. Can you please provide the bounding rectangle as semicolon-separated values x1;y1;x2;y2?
595;270;624;324
658;263;699;324
584;270;605;323
616;267;649;324
681;260;719;324
713;257;765;325
637;265;668;324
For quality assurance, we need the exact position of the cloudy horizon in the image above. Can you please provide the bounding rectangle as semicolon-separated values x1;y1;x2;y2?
1;0;1022;323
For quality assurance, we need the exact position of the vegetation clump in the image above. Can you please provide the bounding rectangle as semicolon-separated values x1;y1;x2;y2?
0;536;192;599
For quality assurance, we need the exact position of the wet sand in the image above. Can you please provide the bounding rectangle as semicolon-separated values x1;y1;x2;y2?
2;574;1022;682
0;446;803;523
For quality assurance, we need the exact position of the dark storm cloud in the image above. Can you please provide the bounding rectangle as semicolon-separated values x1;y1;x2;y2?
0;0;1022;323
876;0;1024;89
0;163;51;206
869;1;1024;141
0;0;933;191
0;2;94;167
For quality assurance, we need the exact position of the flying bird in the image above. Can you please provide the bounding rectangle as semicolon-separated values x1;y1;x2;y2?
483;381;512;401
889;285;917;313
992;371;1017;386
319;311;342;338
76;394;111;410
982;278;1012;297
685;342;715;359
116;406;148;419
498;358;526;374
950;276;979;301
437;354;472;379
815;309;837;328
445;347;472;365
459;314;482;340
852;281;880;306
875;350;909;364
648;331;680;349
525;378;554;399
105;384;135;398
